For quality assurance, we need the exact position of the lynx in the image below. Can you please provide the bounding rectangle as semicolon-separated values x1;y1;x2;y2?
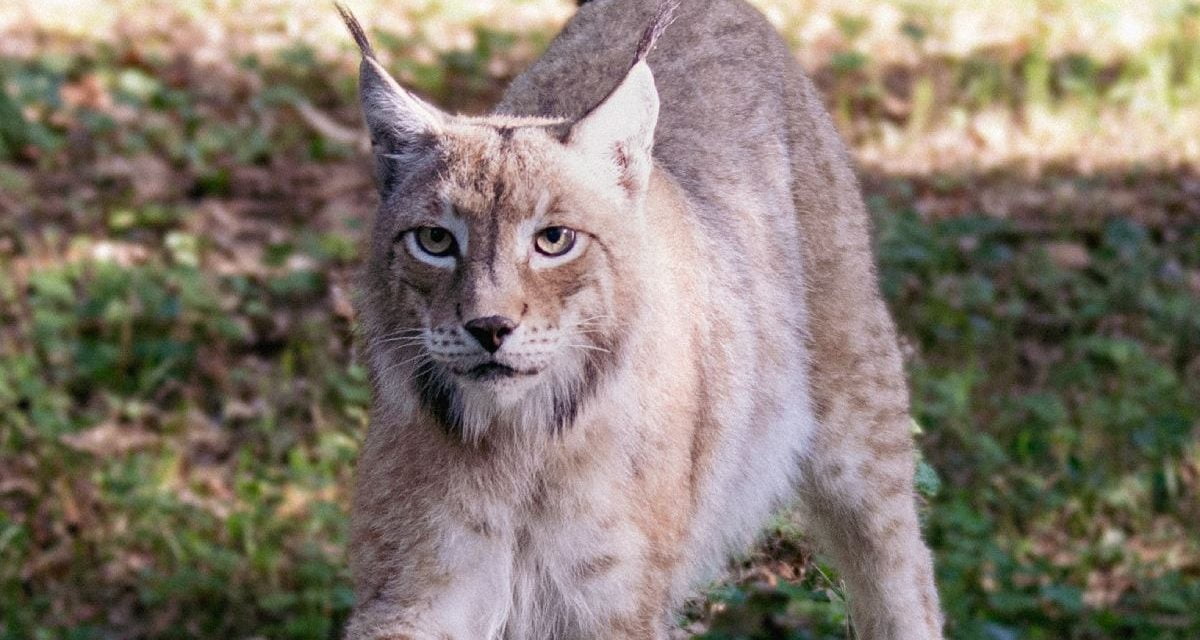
339;0;943;638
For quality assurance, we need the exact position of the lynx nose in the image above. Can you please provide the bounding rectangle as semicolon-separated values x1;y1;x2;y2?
463;316;517;353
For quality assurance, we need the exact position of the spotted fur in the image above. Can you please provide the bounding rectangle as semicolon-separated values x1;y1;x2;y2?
341;1;943;638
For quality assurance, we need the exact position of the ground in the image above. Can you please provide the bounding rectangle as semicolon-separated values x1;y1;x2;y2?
1;1;1198;638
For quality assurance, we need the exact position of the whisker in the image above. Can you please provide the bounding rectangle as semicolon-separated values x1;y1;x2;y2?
574;319;630;329
376;326;426;336
376;352;437;380
574;317;624;325
373;331;428;344
562;343;612;354
374;336;428;346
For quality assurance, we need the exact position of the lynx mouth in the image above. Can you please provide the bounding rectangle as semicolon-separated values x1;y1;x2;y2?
458;362;539;382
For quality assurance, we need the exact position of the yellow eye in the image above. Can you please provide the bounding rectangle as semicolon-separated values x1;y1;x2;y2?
415;227;455;257
534;227;577;257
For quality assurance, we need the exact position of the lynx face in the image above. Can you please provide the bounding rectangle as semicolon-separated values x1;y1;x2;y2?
371;126;637;439
355;49;660;440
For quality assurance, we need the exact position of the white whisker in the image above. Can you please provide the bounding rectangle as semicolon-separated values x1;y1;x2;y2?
562;343;611;354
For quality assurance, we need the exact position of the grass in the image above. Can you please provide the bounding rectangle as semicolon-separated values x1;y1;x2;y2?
1;0;1198;638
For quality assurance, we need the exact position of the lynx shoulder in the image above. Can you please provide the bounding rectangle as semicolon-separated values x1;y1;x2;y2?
339;0;943;638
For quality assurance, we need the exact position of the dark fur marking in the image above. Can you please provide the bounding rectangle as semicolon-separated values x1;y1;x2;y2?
686;363;718;513
879;475;913;500
469;520;492;536
572;554;619;580
397;277;428;295
483;181;504;281
528;476;550;514
560;275;592;299
878;516;906;540
551;382;584;434
373;134;440;196
612;142;641;194
551;327;624;434
411;359;464;438
613;142;630;170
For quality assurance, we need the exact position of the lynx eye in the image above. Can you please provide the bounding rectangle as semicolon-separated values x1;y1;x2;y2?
534;227;577;257
414;226;456;257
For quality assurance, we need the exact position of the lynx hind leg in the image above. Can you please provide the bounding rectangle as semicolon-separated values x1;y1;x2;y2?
798;377;943;639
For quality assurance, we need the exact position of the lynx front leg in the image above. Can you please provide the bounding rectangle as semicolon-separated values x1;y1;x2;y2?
344;520;513;640
346;440;515;640
344;520;514;640
798;402;943;639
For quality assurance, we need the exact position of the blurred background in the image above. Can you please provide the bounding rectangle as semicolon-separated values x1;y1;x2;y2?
1;0;1198;638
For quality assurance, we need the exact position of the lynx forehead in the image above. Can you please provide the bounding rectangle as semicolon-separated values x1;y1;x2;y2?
341;0;944;638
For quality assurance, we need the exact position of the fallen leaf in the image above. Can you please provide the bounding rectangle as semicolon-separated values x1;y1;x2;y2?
1044;241;1091;269
60;422;159;456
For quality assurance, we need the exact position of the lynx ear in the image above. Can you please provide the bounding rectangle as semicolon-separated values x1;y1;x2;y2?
566;0;678;197
337;4;444;188
566;61;660;197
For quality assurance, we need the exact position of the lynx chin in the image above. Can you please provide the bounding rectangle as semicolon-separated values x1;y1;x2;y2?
338;0;943;637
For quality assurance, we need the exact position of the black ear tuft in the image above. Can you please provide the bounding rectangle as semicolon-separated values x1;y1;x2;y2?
335;3;446;194
633;0;682;64
335;3;376;59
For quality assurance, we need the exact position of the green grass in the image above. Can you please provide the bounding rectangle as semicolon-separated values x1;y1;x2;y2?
1;1;1198;638
883;212;1200;639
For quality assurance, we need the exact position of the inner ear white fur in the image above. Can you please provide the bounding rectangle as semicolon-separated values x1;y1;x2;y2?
567;61;660;196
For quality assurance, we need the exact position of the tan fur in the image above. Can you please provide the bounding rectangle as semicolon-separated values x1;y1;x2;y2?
341;0;943;638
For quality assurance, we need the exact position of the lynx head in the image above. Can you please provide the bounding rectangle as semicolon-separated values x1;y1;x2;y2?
340;4;674;442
